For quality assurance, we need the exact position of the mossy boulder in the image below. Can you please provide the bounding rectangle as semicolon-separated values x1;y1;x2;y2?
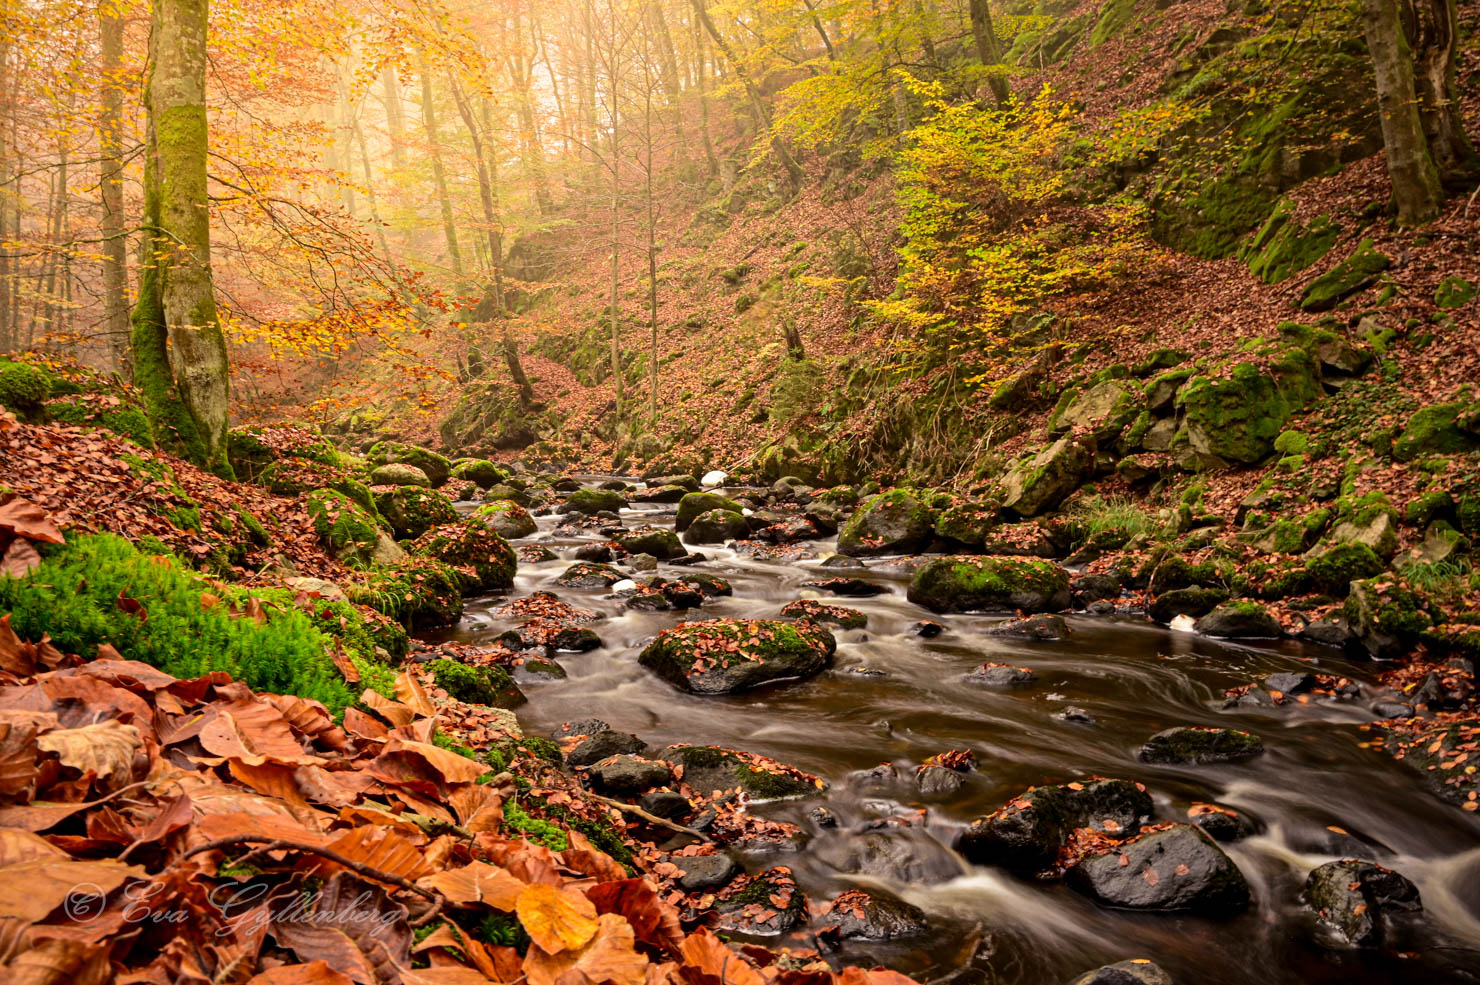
376;486;458;540
1434;275;1476;310
684;508;749;544
1299;239;1390;311
450;459;507;488
1176;356;1320;465
227;424;339;480
1242;201;1340;284
675;491;743;531
638;618;836;694
657;744;825;800
934;501;1001;546
1148;587;1230;624
907;556;1070;614
1067;825;1251;914
1393;402;1480;462
410;518;517;591
1139;726;1265;764
306;489;388;567
473;499;538;539
1000;438;1092;516
370;463;431;487
1343;576;1433;658
367;441;452;486
44;398;154;446
615;526;686;560
555;561;624;588
1052;380;1139;443
347;558;466;628
0;360;51;420
779;599;867;630
1303;859;1422;947
1305;541;1385;594
1194;601;1283;638
429;658;525;709
564;487;626;515
837;490;935;556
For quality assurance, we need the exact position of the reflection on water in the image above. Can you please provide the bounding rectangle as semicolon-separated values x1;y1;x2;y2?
427;483;1480;985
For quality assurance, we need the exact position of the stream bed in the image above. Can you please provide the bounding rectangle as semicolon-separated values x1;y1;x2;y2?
427;480;1480;985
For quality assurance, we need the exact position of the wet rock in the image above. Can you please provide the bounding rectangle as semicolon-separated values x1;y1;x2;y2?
573;544;613;563
1194;601;1283;639
1303;859;1421;947
567;729;647;768
661;582;706;608
916;764;966;797
756;515;827;544
837;490;935;557
810;806;838;828
801;576;886;597
907;556;1071;614
823;889;928;940
1147;587;1229;624
588;755;671;795
555;561;624;588
551;627;602;651
780;599;867;630
668;573;732;598
675;852;738;891
371;463;430;487
639;619;836;695
1067;824;1251;913
715;868;807;935
562;488;626;514
684;508;748;544
615;526;686;560
847;763;901;793
1186;802;1257;842
517;545;558;563
968;663;1038;687
1301;614;1355;647
820;554;865;569
1066;959;1174;985
658;744;825;800
620;585;671;611
473;500;538;539
648;473;700;492
552;718;608;740
986;614;1070;640
1138;727;1264;765
633;483;689;503
1059;706;1096;724
640;790;691;819
838;830;966;884
1264;671;1316;695
958;778;1153;870
516;657;567;682
910;620;944;638
626;552;658;572
1344;577;1433;659
1071;573;1122;607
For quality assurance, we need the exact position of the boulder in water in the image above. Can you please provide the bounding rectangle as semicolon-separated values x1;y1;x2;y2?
836;490;935;557
566;729;647;767
676;491;744;531
472;499;537;539
562;488;626;515
554;561;625;588
1138;727;1265;765
1303;859;1421;947
639;619;835;695
907;556;1071;614
615;525;685;560
658;743;825;800
1066;824;1251;913
822;889;928;940
588;755;671;795
370;463;431;488
968;663;1038;687
958;778;1152;870
985;614;1070;640
1066;959;1174;985
1194;601;1283;638
684;508;749;544
780;599;867;630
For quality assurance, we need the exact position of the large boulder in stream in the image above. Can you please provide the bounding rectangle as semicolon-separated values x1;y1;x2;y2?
1138;726;1265;765
409;518;517;591
473;500;537;539
562;488;626;515
684;508;748;544
676;492;743;531
555;561;625;589
836;490;935;556
657;744;825;800
1302;859;1421;947
615;525;685;560
957;778;1152;871
907;556;1071;614
1067;824;1251;913
638;618;835;694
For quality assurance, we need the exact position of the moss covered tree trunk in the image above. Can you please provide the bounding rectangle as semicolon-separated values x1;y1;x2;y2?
130;0;231;474
968;0;1010;107
1404;0;1476;183
1363;0;1445;224
98;1;131;375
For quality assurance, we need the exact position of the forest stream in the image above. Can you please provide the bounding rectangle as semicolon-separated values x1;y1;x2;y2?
415;478;1480;985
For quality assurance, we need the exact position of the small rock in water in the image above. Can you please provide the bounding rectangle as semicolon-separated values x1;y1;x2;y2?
1138;726;1264;765
909;620;945;638
588;755;671;795
819;553;865;569
1169;613;1197;632
849;666;888;678
823;888;928;940
1372;700;1414;719
847;763;901;792
968;663;1037;687
809;806;838;828
1058;706;1096;724
1066;824;1251;913
915;764;965;797
627;553;658;571
802;576;886;597
552;718;609;740
675;852;738;891
1066;959;1174;985
1264;671;1316;694
1303;858;1421;947
611;578;638;593
517;545;558;563
1186;801;1257;842
985;613;1070;640
701;470;727;487
566;729;647;767
573;543;613;563
640;790;691;819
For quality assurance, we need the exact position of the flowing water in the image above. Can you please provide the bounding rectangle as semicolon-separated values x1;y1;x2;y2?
430;480;1480;985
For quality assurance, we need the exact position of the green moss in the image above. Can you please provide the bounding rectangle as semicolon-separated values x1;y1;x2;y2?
543;804;635;871
347;558;466;628
375;486;458;540
1299;239;1391;312
411;518;517;590
1393;402;1480;462
430;659;524;709
501;799;569;851
1177;362;1292;464
1434;275;1476;309
0;534;357;712
450;459;507;487
565;488;626;515
45;400;154;446
1090;0;1138;46
675;491;743;531
1273;430;1310;454
306;489;382;567
367;441;452;486
0;360;52;418
1306;542;1385;594
1241;202;1340;284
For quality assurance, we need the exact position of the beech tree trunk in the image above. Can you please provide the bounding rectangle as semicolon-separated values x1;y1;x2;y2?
1362;0;1445;224
417;51;465;281
968;0;1010;106
98;1;131;374
1403;0;1476;182
131;0;232;475
380;66;408;172
0;37;9;351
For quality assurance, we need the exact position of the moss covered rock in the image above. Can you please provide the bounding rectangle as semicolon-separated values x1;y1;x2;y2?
1305;541;1385;594
306;489;388;567
429;658;525;708
411;518;517;591
1393;402;1480;462
564;487;626;515
935;501;1001;546
1299;239;1390;312
1434;275;1476;310
615;525;685;560
836;489;935;556
1242;201;1340;284
450;459;507;488
1000;438;1092;516
638;618;836;694
376;486;458;540
473;499;538;539
367;441;452;486
347;558;466;627
1303;859;1422;947
0;360;52;420
684;508;748;545
1178;362;1296;464
1067;825;1251;914
1344;576;1433;658
370;462;431;487
658;744;825;800
907;556;1070;613
555;561;624;588
1139;726;1265;764
675;491;743;531
1052;380;1139;443
779;599;867;630
227;424;339;481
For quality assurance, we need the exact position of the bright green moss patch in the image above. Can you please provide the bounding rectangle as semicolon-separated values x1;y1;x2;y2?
430;659;525;708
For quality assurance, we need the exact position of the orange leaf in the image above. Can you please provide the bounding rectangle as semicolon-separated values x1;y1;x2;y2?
517;882;599;955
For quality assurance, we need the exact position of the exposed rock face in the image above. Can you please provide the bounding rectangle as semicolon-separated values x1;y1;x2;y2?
1303;859;1421;947
473;500;538;539
638;619;836;694
1054;380;1139;443
1000;438;1092;516
1067;824;1252;913
836;490;935;556
958;778;1153;870
907;556;1071;614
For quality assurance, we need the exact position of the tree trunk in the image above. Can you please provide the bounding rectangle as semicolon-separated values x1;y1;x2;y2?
351;96;399;288
800;0;836;60
1404;0;1476;182
0;36;9;352
608;87;624;411
98;1;131;374
131;0;231;475
380;66;408;172
968;0;1010;106
1363;0;1445;224
417;51;465;281
509;13;554;214
693;2;720;178
688;0;804;190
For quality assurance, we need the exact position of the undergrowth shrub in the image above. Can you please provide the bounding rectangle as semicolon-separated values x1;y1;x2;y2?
0;533;358;712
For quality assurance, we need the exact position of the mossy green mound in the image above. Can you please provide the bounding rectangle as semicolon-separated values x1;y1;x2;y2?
450;459;507;488
411;518;517;591
837;489;934;556
306;489;384;567
565;487;627;515
638;618;836;694
376;486;458;540
907;556;1070;614
367;441;452;486
675;492;743;531
347;558;466;628
0;360;52;420
472;499;538;539
429;658;525;708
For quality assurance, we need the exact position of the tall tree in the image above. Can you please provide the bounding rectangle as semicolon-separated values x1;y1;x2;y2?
417;50;465;281
98;0;131;373
968;0;1010;106
131;0;232;474
1404;0;1476;182
1361;0;1444;224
